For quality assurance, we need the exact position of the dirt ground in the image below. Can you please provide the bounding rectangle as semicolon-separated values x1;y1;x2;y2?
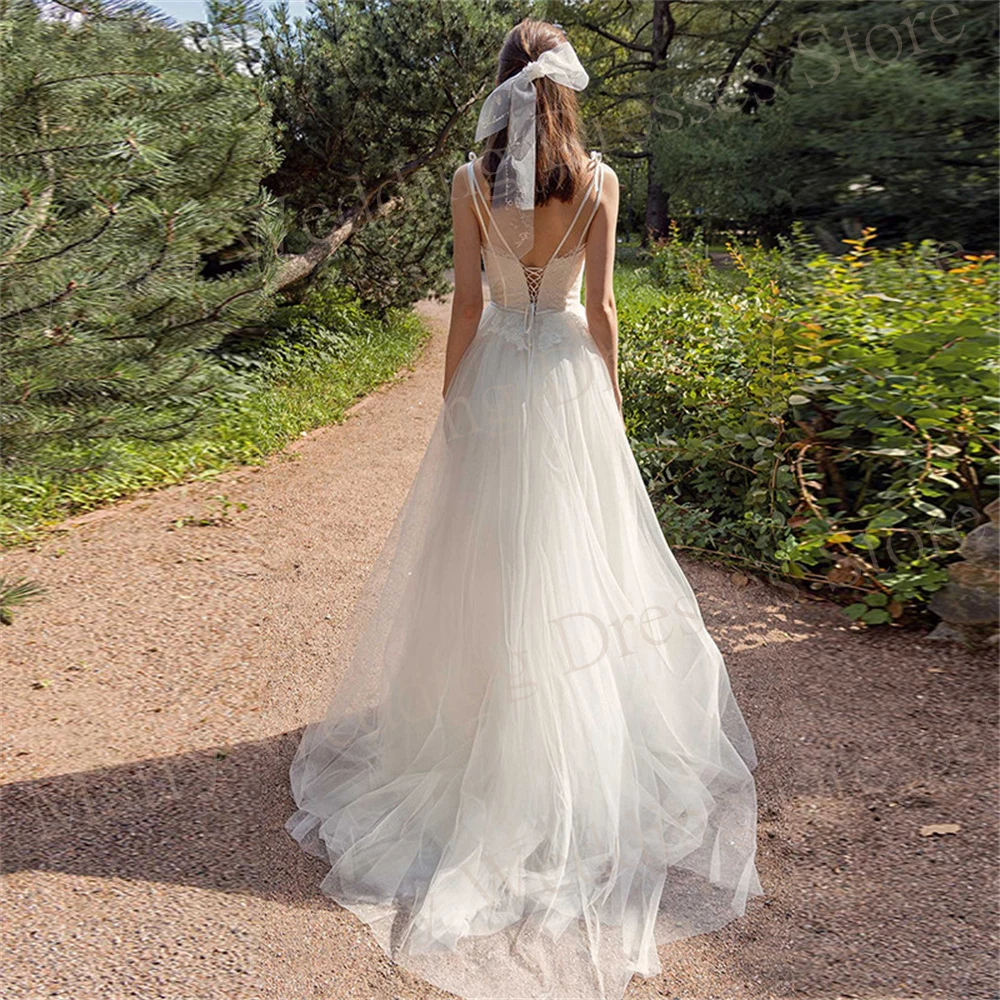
1;295;997;1000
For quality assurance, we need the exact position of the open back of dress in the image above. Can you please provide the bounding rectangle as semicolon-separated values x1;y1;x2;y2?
472;151;601;293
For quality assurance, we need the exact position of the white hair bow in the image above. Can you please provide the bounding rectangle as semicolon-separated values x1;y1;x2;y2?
474;40;589;254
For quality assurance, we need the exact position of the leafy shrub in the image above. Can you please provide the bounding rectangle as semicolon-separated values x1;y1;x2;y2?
646;222;712;292
620;229;999;621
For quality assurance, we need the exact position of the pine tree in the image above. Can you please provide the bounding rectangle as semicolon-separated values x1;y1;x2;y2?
0;0;283;471
648;0;999;247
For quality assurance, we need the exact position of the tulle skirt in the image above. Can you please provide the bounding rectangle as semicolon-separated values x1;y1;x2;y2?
286;301;763;1000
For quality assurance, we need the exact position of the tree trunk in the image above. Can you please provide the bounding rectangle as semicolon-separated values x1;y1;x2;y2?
271;194;402;292
644;174;671;244
644;0;673;243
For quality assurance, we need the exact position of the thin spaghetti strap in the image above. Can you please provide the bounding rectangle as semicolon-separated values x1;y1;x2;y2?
566;155;605;256
466;156;526;261
466;157;509;302
548;156;604;262
466;158;492;248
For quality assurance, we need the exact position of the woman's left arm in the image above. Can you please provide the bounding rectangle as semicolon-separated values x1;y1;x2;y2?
442;164;484;399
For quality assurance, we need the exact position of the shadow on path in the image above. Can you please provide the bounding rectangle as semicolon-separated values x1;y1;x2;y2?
2;729;331;908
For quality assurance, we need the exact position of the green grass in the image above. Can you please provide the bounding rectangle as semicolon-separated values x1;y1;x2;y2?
1;311;429;547
613;256;665;314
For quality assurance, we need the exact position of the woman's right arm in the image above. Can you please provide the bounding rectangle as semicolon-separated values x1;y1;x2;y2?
583;165;622;415
443;164;484;399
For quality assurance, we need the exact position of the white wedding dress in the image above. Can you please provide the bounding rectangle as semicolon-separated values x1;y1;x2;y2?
287;152;763;1000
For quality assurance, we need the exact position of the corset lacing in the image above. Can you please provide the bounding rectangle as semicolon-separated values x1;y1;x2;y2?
466;150;605;343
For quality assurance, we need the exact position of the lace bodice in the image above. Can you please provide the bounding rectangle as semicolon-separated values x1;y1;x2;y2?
466;153;606;316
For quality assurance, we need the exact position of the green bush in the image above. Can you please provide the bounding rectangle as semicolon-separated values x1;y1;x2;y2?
619;229;999;621
646;223;712;293
214;284;378;380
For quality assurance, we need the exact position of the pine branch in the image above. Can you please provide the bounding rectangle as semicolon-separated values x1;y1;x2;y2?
578;20;654;54
271;86;480;291
1;213;115;269
1;113;57;266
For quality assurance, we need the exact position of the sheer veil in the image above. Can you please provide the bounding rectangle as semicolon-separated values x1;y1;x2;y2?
473;39;589;259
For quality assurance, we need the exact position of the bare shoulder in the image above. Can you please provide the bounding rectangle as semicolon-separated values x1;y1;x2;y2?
451;159;474;199
591;161;619;214
598;161;620;195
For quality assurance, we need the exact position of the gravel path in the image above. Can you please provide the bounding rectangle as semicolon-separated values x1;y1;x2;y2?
1;294;996;1000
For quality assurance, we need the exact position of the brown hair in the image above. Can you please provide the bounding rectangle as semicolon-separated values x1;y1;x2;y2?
483;19;589;207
